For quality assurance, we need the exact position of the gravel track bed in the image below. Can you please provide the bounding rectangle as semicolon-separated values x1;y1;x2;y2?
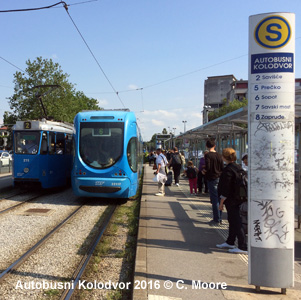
0;202;108;300
0;199;24;211
75;205;133;300
0;192;42;211
0;189;79;271
78;224;129;300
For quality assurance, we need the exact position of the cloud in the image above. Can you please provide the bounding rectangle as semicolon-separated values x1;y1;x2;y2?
151;119;165;126
97;99;109;107
139;105;204;141
191;112;202;119
157;110;178;119
142;109;178;119
128;84;139;90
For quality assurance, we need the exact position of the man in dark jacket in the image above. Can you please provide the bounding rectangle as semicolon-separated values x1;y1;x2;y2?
168;147;182;186
204;139;224;225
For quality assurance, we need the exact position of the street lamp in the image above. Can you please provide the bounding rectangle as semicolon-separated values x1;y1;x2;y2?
182;120;187;133
172;128;176;147
203;105;212;124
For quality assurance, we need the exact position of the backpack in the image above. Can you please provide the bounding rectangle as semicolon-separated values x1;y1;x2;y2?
229;165;248;204
180;154;185;165
186;167;197;179
172;153;182;166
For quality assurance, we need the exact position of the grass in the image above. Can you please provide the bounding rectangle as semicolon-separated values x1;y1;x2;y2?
77;169;143;300
43;289;60;297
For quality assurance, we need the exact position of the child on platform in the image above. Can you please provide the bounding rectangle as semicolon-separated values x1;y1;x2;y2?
185;161;198;195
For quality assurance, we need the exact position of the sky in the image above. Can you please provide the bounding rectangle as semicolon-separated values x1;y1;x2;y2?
1;0;301;141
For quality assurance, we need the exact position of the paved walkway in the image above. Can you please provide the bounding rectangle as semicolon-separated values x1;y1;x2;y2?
133;165;301;300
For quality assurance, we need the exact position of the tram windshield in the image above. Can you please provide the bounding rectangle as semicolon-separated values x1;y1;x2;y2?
80;122;124;169
14;131;40;155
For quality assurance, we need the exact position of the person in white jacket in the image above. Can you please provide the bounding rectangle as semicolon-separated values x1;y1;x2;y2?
155;148;168;196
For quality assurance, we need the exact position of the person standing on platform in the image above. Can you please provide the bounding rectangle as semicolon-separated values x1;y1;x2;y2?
216;148;248;254
185;161;198;195
180;151;186;176
204;139;224;225
168;147;182;186
155;148;168;196
198;150;208;194
242;154;248;172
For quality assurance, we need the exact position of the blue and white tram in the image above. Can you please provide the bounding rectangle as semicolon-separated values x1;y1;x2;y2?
71;110;143;198
13;119;74;188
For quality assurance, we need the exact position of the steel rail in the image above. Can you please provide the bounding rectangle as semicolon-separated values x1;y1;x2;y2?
0;193;46;215
60;205;117;300
0;205;83;282
0;190;28;202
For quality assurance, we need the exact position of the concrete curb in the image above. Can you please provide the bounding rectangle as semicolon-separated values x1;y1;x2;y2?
133;166;148;300
0;173;12;178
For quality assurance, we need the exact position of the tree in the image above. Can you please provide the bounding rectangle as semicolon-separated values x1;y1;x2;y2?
7;57;100;123
3;111;17;125
208;98;248;122
162;128;167;134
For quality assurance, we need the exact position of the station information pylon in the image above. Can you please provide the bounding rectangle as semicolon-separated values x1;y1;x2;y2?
248;12;295;291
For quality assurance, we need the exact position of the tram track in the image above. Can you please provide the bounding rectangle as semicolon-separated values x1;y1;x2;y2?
59;205;116;300
0;192;46;215
0;201;117;300
0;190;27;201
0;205;84;282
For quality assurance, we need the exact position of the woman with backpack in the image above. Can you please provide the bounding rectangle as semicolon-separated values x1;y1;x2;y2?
185;161;198;195
216;148;247;255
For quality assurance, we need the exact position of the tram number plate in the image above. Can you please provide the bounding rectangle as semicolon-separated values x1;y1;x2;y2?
24;122;31;129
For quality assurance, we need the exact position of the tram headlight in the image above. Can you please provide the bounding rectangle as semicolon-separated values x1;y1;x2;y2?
24;168;29;174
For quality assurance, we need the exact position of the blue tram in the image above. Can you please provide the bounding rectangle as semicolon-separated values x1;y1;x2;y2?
71;110;143;198
13;119;74;188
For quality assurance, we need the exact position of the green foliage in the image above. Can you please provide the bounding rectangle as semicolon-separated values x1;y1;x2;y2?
162;128;167;134
3;111;17;125
144;151;149;163
208;98;248;121
7;57;101;123
44;289;60;297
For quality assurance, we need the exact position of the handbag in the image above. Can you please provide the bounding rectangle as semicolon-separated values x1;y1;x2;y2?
153;173;167;183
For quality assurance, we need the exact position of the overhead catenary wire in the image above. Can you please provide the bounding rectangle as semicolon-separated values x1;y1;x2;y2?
82;35;301;95
0;1;98;13
63;0;99;7
62;5;126;108
85;54;248;95
0;1;67;13
0;1;125;108
0;56;25;73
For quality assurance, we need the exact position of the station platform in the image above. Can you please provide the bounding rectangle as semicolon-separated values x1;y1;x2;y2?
133;165;301;300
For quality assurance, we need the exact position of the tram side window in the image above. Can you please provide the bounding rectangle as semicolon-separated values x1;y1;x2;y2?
56;133;65;155
41;133;48;155
65;135;72;154
127;137;138;172
49;132;56;155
